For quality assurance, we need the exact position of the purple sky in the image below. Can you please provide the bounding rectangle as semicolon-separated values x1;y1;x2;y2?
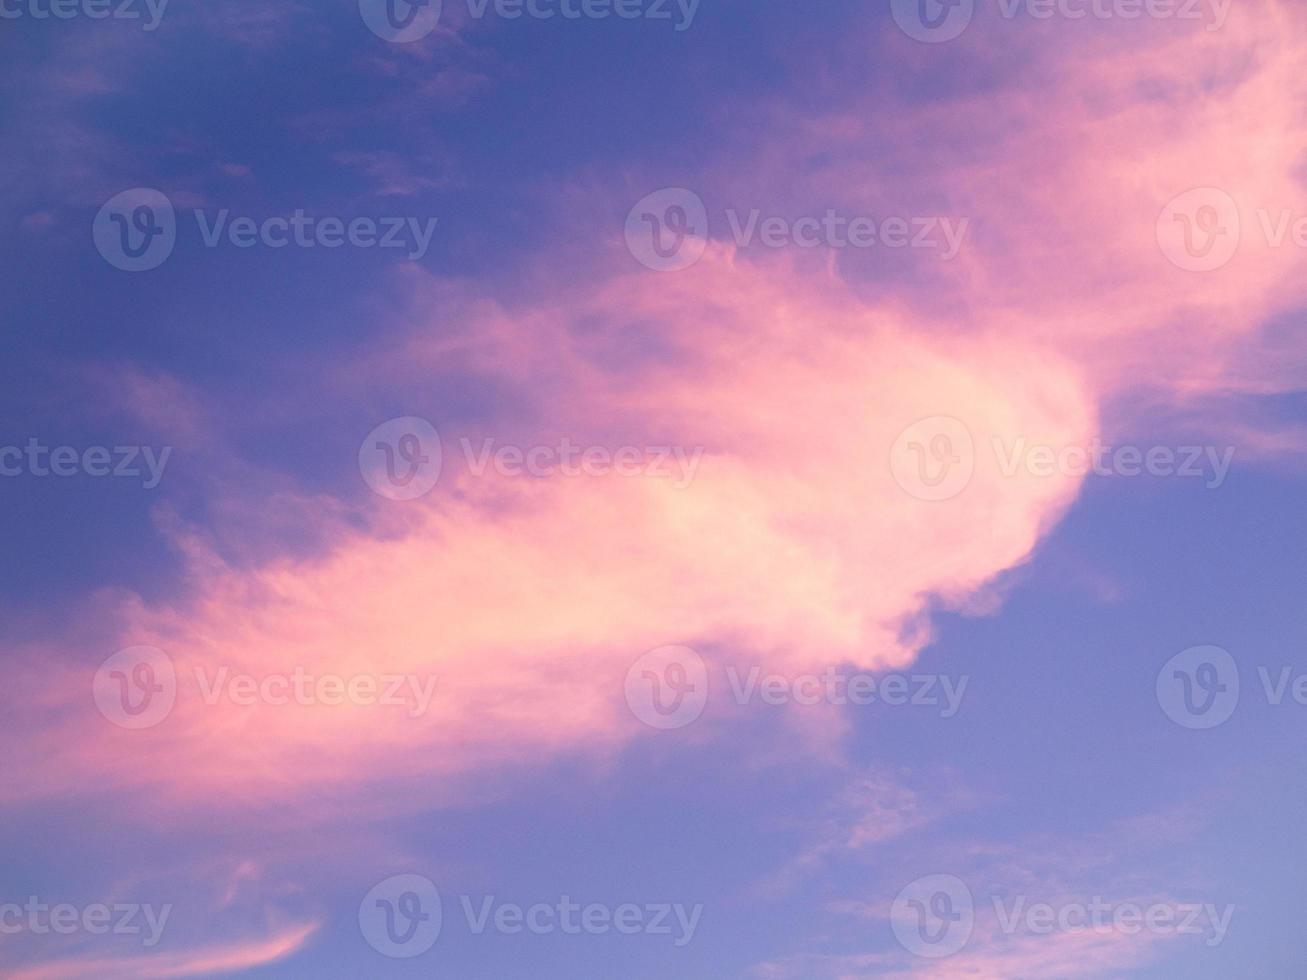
3;0;1307;977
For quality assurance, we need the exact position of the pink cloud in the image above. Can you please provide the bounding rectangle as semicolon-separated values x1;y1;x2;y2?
4;922;320;980
0;242;1093;818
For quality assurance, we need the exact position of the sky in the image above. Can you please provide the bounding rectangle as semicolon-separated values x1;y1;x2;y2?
3;0;1307;977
